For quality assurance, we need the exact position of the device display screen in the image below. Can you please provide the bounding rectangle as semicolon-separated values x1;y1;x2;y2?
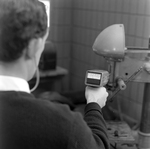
86;72;101;86
87;73;101;80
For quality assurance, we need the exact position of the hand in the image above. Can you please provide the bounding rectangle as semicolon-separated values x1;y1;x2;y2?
85;86;108;108
144;62;150;74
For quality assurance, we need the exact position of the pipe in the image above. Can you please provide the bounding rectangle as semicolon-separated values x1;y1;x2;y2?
138;83;150;149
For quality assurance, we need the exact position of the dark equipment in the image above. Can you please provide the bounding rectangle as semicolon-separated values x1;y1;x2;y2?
39;41;57;71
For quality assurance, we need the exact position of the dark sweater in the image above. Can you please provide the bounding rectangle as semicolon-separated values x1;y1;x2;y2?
0;91;110;149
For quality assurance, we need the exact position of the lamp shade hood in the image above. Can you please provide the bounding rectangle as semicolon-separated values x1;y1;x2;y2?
93;24;125;59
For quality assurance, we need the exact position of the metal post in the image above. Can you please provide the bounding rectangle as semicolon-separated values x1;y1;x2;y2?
138;39;150;149
138;83;150;149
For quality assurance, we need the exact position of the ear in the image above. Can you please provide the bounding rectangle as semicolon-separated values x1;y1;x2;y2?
25;38;42;59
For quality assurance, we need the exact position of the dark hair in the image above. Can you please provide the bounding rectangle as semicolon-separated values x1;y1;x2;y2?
0;0;48;62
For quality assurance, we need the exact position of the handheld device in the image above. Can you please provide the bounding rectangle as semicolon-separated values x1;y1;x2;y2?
85;70;109;87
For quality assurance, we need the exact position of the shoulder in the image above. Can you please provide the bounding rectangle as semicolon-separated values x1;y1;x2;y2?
23;92;82;123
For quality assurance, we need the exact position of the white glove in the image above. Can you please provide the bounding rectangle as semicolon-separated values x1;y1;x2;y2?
85;86;108;108
144;62;150;74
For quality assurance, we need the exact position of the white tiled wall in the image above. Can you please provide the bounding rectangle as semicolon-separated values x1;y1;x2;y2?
49;0;73;91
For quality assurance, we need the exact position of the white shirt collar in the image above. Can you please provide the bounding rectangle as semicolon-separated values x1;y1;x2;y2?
0;76;30;93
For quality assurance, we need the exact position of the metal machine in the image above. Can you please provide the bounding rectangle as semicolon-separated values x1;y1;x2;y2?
85;24;150;149
85;24;150;99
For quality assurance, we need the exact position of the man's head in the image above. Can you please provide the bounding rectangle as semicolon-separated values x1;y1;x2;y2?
0;0;49;80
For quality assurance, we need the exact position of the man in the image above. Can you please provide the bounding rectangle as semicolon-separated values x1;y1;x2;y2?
0;0;110;149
